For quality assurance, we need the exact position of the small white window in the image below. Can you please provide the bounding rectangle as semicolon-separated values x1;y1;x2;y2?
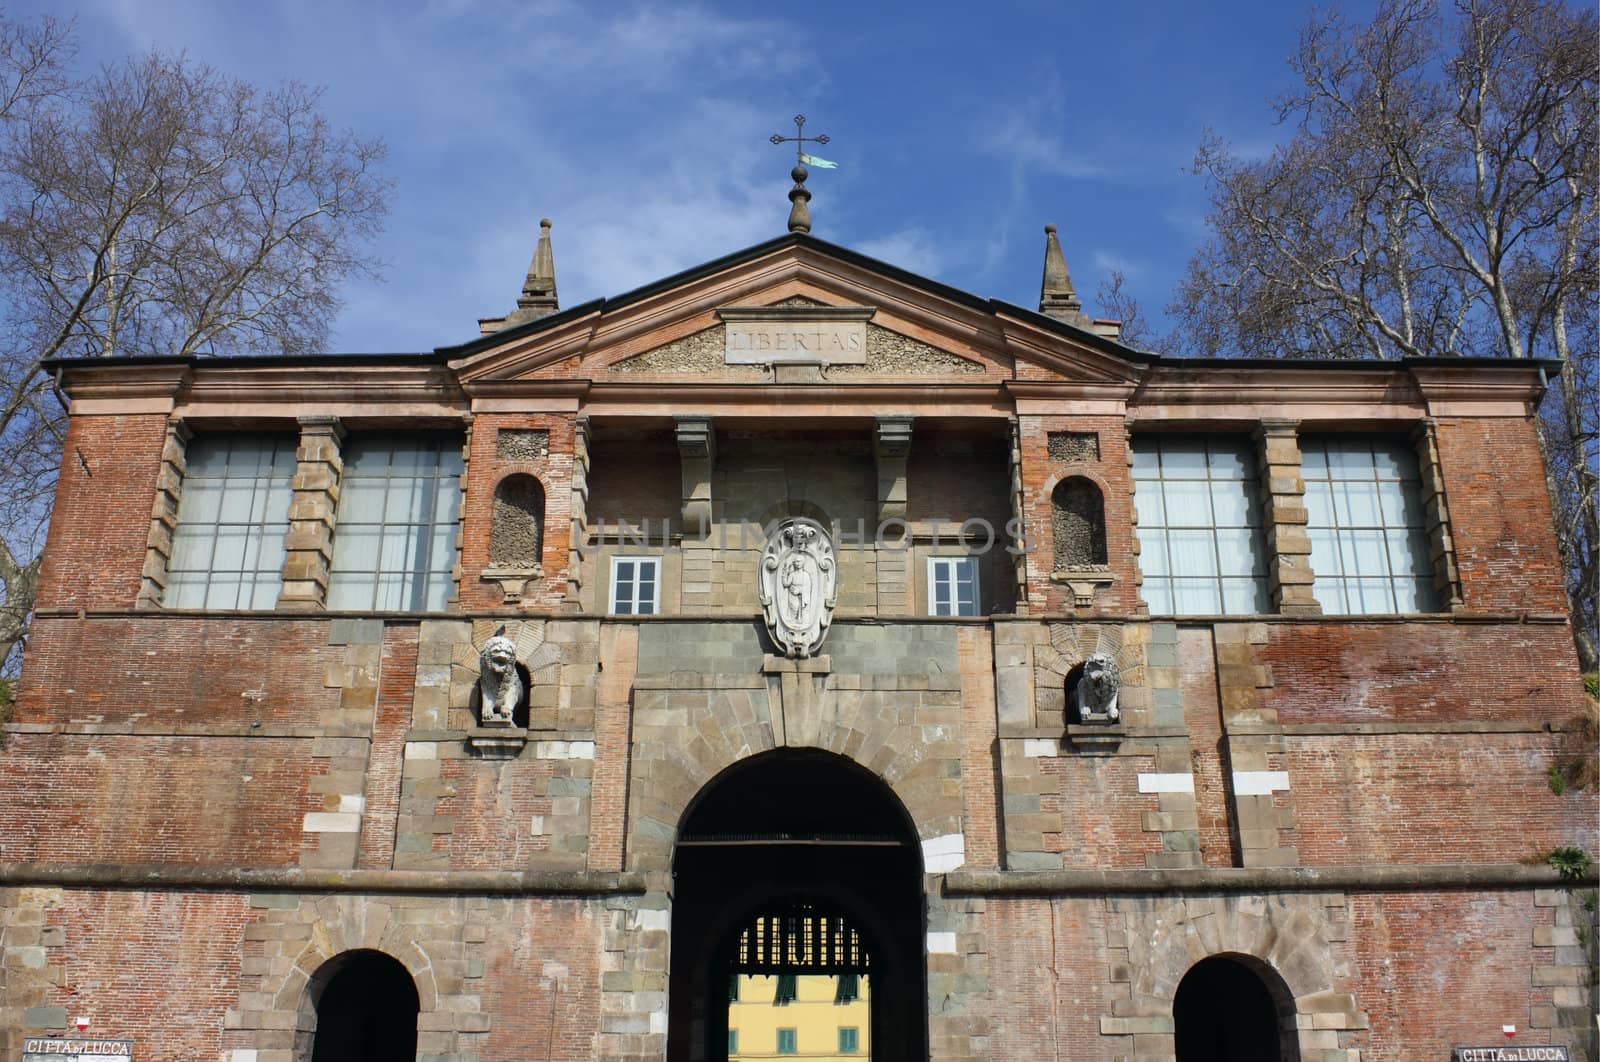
927;556;980;616
610;556;660;615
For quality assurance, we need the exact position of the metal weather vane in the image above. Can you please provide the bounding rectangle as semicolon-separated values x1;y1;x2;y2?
770;114;832;167
770;114;836;234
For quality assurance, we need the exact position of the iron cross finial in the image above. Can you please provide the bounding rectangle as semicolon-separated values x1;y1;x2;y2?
770;114;830;165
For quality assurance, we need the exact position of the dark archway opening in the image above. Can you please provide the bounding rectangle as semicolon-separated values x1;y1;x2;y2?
668;749;926;1062
1174;954;1299;1062
309;949;419;1062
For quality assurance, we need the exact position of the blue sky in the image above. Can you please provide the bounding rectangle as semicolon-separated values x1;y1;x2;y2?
19;0;1376;354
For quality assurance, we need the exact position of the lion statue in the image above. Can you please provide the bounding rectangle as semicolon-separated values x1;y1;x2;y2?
1073;652;1121;724
477;627;523;726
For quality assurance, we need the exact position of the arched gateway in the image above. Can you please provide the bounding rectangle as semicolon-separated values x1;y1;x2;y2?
668;749;927;1061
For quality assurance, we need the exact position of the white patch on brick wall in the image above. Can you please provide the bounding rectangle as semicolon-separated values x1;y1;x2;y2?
1022;738;1060;757
230;1051;258;1062
530;815;545;836
926;931;958;954
535;740;596;760
921;832;965;873
1137;773;1194;794
403;742;437;760
337;794;365;814
1232;770;1290;795
650;1008;669;1035
302;812;361;833
635;908;671;932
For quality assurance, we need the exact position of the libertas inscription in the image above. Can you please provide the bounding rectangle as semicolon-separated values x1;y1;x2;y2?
719;305;874;365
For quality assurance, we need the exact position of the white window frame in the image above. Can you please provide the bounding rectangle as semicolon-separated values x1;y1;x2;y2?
1131;435;1272;616
926;555;980;617
326;433;463;612
609;555;661;615
1301;436;1437;614
165;433;296;610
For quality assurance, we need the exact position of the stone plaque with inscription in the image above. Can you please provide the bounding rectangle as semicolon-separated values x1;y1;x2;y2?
23;1038;134;1061
718;305;874;364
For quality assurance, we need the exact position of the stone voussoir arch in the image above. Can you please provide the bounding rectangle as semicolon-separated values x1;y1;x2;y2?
628;708;942;875
1107;892;1366;1055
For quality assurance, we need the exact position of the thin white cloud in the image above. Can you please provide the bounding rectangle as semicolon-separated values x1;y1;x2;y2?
981;112;1114;181
1091;250;1144;279
855;228;947;280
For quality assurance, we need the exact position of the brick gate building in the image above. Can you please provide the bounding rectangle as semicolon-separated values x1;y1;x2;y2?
1;214;1596;1061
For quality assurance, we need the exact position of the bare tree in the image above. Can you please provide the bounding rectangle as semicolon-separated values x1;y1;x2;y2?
1094;269;1156;350
1169;0;1598;670
0;14;390;668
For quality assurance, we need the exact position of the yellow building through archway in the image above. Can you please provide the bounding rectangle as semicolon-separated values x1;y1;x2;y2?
728;974;870;1060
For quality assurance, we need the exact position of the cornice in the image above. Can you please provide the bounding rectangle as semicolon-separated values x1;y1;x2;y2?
174;362;469;419
57;361;190;414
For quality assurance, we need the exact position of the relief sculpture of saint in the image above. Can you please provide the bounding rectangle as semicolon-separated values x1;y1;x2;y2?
759;517;837;658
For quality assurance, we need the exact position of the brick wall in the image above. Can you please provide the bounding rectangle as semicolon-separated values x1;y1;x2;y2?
0;734;321;866
1435;417;1569;614
459;414;577;611
33;414;168;611
12;616;345;728
1016;416;1138;613
1288;733;1590;865
0;888;251;1061
1257;622;1584;726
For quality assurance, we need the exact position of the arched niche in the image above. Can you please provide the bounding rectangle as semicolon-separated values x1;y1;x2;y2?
1174;953;1300;1062
1051;476;1107;570
668;749;926;1062
490;473;545;568
305;949;419;1062
483;474;545;603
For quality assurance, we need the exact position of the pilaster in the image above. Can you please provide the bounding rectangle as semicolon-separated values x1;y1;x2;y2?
1254;419;1320;615
1411;419;1464;611
135;416;191;609
674;415;715;538
278;415;344;611
873;415;913;523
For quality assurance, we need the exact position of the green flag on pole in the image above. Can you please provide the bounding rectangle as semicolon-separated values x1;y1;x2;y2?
800;153;838;169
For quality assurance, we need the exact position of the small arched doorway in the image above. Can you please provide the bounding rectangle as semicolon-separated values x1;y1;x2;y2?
668;749;926;1062
1173;953;1300;1062
305;949;419;1061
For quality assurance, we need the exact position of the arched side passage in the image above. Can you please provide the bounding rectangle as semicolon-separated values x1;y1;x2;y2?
1102;893;1368;1059
1174;952;1300;1062
299;949;420;1062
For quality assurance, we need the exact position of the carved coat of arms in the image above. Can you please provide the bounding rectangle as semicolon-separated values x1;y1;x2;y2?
759;518;837;658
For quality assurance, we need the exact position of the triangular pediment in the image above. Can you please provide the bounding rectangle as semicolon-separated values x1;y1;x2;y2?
444;235;1148;390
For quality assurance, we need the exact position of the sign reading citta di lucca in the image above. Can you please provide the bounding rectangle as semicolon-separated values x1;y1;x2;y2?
23;1038;134;1061
1453;1047;1571;1061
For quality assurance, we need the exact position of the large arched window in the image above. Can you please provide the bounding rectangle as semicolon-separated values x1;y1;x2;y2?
307;949;419;1062
1174;954;1299;1062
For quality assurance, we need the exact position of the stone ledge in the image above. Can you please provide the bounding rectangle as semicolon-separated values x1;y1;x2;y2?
1;723;351;739
942;862;1597;896
0;862;646;896
1266;720;1572;736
